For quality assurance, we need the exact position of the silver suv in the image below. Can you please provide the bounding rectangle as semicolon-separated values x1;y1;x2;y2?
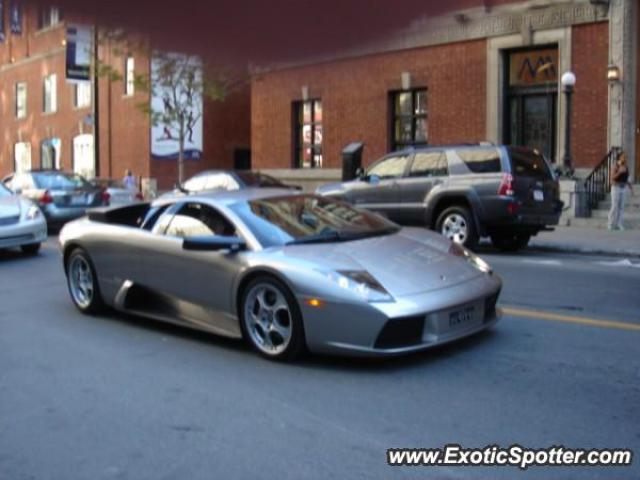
317;145;562;251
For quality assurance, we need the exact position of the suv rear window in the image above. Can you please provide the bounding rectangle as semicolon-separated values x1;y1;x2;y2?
507;147;552;179
456;148;502;173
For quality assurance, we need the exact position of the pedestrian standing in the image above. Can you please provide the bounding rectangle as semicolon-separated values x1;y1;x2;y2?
123;169;136;191
607;152;634;231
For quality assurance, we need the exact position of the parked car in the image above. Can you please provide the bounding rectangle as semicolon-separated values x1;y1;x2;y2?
2;170;110;229
59;189;501;361
161;170;300;198
90;178;143;206
316;145;563;251
0;182;47;255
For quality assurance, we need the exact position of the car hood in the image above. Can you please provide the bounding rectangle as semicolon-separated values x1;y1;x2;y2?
280;228;483;297
0;195;22;219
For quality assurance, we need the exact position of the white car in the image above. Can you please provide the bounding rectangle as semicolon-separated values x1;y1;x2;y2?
0;183;47;255
90;179;142;206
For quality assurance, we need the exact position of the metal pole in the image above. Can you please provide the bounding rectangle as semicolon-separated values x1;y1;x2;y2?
92;24;100;177
562;85;573;173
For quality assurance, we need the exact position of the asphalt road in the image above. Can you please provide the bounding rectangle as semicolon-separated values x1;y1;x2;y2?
1;238;639;480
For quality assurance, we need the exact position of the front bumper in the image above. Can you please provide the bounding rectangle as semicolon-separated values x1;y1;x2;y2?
299;273;502;357
0;218;48;249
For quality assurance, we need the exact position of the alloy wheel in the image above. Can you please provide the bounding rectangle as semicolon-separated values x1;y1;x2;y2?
441;213;468;244
69;255;94;309
243;283;293;356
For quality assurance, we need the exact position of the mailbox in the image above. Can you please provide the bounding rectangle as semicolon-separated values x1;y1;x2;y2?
341;142;364;181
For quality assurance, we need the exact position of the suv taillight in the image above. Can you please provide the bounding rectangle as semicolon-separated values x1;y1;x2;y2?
101;189;111;205
498;173;514;196
39;190;53;205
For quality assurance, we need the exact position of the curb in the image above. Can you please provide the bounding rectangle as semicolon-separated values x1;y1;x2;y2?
527;243;640;258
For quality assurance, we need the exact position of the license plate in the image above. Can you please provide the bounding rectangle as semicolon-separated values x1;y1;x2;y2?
449;306;476;328
533;190;544;202
71;195;86;205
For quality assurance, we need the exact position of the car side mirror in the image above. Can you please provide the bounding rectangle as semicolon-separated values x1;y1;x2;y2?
182;235;246;252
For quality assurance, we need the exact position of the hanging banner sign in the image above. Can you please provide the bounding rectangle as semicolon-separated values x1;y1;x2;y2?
150;53;204;161
0;1;6;42
10;1;22;34
65;24;92;82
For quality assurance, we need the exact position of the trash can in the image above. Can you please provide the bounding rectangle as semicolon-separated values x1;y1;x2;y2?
574;181;589;218
341;142;364;181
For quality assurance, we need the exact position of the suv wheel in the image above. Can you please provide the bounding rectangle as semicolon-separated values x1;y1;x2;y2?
436;206;478;249
491;233;531;252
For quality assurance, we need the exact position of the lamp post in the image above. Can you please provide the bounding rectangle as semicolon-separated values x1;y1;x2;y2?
561;71;576;175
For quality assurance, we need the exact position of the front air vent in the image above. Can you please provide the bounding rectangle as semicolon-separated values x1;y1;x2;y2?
374;315;425;349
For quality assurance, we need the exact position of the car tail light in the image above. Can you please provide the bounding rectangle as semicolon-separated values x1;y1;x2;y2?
135;192;144;200
507;201;519;215
101;189;111;204
498;173;514;196
39;190;53;205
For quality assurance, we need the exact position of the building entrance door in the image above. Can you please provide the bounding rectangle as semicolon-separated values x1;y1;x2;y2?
504;46;558;162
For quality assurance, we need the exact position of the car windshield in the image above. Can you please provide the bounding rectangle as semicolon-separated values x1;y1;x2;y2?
236;171;285;188
230;194;400;248
33;172;91;190
0;184;12;197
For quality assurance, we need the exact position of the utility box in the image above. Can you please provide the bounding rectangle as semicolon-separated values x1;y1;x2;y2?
341;142;364;181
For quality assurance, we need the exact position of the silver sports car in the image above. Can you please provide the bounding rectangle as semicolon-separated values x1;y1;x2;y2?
59;189;501;360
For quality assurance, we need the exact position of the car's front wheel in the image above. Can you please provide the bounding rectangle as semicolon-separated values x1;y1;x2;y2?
436;206;478;249
240;276;306;361
66;248;105;314
490;233;531;252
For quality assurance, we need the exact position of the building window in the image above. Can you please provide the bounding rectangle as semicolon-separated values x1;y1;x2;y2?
390;89;428;151
74;82;91;108
14;142;32;174
15;82;27;119
41;138;62;169
125;56;135;96
43;74;57;113
294;99;322;168
38;6;62;29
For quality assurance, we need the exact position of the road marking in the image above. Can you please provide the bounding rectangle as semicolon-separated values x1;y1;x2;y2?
501;306;640;332
595;259;640;269
519;258;563;266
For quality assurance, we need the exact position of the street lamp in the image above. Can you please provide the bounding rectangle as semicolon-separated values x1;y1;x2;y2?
561;71;576;174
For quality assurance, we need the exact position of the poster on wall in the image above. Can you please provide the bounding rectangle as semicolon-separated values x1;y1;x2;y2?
0;1;5;42
10;1;21;34
150;53;203;160
65;24;92;82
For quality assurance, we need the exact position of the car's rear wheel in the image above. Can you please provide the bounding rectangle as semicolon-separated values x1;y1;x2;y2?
490;233;531;252
66;248;104;314
240;276;306;361
20;243;41;255
436;206;478;249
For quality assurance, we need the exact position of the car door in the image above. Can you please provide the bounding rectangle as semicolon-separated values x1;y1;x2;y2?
137;201;244;335
397;150;448;224
350;154;410;221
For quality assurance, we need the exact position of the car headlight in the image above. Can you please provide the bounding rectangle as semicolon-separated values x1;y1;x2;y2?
25;205;42;220
448;242;492;274
326;270;394;303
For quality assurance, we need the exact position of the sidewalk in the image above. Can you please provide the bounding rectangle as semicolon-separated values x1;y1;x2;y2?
526;226;640;257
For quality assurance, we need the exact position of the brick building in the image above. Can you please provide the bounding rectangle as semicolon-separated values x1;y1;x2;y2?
0;4;250;191
251;0;639;183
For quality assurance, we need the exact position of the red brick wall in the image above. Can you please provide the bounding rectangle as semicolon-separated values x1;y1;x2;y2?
0;7;251;190
571;22;609;168
252;40;487;169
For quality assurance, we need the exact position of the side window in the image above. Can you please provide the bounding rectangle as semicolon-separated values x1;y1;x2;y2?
164;203;236;238
367;155;409;180
141;204;171;231
409;151;448;177
456;148;502;174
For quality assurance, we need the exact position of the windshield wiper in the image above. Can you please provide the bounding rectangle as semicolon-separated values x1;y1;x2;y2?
286;226;399;245
286;229;342;245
